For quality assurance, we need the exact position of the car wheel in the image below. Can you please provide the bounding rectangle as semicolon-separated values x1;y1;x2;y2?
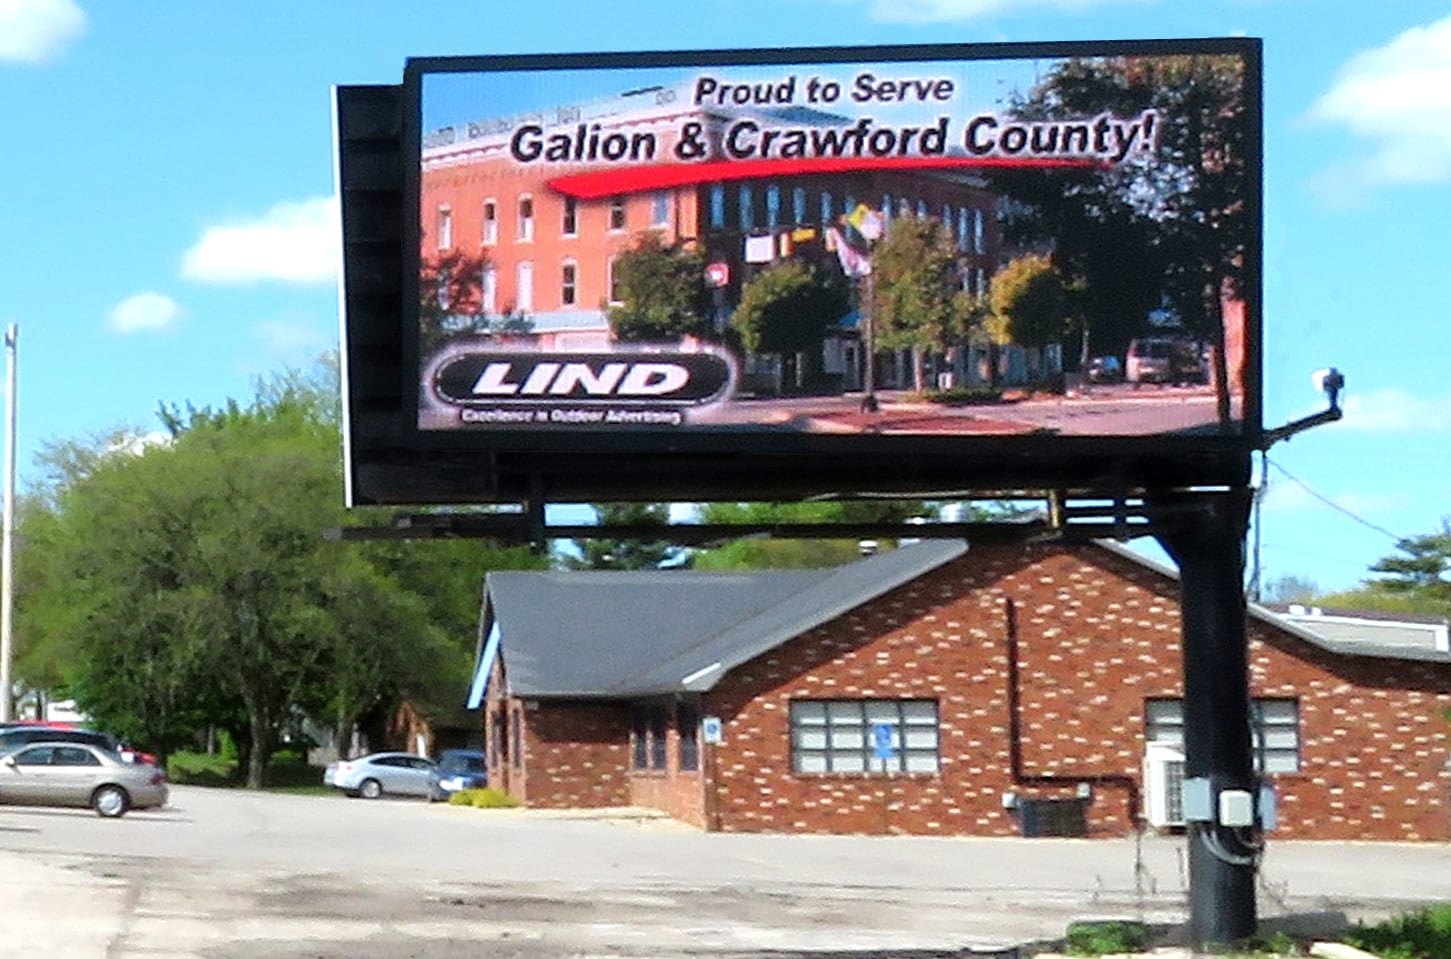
92;784;130;818
359;778;383;799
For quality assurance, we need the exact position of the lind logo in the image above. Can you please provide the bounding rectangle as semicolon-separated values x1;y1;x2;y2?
433;350;735;407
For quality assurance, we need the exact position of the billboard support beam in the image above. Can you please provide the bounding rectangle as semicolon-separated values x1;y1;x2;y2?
1154;484;1258;949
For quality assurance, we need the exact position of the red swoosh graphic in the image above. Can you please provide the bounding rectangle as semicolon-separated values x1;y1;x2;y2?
547;156;1101;200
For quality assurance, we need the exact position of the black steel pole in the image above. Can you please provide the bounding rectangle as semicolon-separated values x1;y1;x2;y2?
1156;487;1257;948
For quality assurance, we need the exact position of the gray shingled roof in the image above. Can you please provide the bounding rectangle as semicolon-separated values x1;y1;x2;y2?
484;540;968;698
1095;540;1451;665
480;538;1450;704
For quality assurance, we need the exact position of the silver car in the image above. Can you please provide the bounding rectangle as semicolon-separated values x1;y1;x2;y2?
323;752;436;799
0;741;169;817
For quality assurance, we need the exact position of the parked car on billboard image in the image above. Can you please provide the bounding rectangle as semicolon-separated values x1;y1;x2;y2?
1126;336;1207;386
0;740;169;817
1085;356;1123;384
428;748;487;802
324;752;436;799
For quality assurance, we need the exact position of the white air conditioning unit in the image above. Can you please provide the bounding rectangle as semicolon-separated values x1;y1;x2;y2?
1144;743;1186;827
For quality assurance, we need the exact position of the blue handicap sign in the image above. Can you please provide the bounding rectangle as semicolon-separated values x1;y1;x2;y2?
872;722;896;760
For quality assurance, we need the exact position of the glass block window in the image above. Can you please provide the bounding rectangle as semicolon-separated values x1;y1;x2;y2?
790;699;939;774
1146;698;1300;773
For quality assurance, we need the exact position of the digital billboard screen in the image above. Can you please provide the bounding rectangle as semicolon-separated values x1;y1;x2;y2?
338;39;1261;505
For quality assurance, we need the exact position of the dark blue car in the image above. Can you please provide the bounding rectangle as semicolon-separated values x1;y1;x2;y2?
427;749;488;801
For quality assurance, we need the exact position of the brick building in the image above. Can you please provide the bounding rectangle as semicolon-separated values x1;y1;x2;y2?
468;540;1451;841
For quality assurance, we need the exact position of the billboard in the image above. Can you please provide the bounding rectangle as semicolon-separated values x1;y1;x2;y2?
337;39;1261;505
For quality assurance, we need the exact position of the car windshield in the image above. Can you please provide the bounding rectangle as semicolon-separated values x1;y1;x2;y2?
441;753;485;773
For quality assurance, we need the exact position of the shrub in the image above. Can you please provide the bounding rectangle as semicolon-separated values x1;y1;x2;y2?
926;386;1004;406
447;787;518;809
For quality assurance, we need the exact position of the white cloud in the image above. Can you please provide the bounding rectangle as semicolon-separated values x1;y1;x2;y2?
1260;479;1404;517
1307;14;1451;188
106;431;173;458
860;0;1150;23
254;319;330;359
0;0;85;64
1336;388;1451;433
181;197;339;285
107;292;183;334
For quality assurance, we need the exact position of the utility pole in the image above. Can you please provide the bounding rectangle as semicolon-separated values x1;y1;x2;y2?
0;324;16;722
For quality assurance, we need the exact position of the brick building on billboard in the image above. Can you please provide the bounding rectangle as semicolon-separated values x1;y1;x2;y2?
420;82;1003;391
467;541;1451;842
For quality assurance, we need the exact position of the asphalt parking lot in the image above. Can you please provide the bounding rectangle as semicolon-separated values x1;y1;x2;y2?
4;786;1450;958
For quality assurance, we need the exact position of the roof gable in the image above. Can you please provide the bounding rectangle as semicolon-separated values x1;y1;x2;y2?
484;540;968;698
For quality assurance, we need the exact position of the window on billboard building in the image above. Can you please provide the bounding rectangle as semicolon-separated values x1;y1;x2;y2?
561;196;577;236
766;184;781;228
435;206;452;250
482;199;498;245
609;195;626;231
882;195;892;220
481;265;497;313
516;261;533;312
790;699;940;775
973;209;985;254
793;187;807;224
957;208;969;250
608;255;622;305
652;191;669;227
917;199;928;218
709;184;726;229
976;267;986;297
739;184;754;231
517;194;534;242
560;260;577;306
820;191;833;224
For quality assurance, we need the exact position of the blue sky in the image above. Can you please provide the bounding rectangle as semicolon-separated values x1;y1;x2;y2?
2;0;1448;595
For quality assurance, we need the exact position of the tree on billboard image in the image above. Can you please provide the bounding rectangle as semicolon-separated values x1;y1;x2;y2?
607;232;713;343
987;253;1080;372
998;54;1251;428
731;260;849;394
870;215;980;394
419;248;535;354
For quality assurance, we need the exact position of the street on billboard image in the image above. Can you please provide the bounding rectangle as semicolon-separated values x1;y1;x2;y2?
413;45;1255;439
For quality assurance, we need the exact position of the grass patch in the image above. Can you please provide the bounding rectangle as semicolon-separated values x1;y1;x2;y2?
448;787;518;809
168;751;234;787
168;750;326;792
1344;904;1451;959
1064;920;1151;956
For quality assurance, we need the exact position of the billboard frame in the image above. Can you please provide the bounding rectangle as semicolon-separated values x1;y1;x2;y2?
340;36;1262;506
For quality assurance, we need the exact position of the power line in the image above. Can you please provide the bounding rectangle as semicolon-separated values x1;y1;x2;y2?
1265;458;1406;545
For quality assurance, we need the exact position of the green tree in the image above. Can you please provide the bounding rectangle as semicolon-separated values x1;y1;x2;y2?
731;261;849;391
871;215;975;392
1313;520;1451;619
689;500;933;570
988;254;1077;354
607;233;711;343
1000;54;1251;422
564;503;678;570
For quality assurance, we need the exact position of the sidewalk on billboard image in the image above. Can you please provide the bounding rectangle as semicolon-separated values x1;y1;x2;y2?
688;383;1238;437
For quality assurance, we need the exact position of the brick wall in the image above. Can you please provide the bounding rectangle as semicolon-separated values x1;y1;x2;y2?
515;701;632;809
703;543;1451;840
629;768;706;827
